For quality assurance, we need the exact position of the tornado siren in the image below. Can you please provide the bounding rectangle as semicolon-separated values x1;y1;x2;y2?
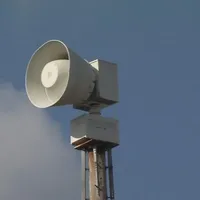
25;39;120;200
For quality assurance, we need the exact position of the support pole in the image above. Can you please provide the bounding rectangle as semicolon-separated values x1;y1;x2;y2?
89;150;96;200
82;150;87;200
88;147;107;200
81;147;116;200
107;149;115;200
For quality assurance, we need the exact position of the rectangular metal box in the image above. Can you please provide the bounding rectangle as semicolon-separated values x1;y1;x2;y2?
70;114;119;148
90;59;119;103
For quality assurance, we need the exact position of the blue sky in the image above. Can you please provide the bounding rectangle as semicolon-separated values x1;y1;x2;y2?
1;0;200;199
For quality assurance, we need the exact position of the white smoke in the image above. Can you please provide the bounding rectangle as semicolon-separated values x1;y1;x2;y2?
0;83;80;200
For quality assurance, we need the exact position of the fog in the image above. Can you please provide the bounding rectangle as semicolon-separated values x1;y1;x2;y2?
0;83;80;200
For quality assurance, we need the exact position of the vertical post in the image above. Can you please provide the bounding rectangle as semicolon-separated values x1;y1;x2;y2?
107;149;115;200
88;147;107;200
96;148;107;200
81;150;86;200
81;148;116;200
89;150;96;200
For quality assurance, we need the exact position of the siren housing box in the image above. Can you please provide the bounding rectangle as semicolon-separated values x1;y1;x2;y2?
74;59;119;111
70;114;119;149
